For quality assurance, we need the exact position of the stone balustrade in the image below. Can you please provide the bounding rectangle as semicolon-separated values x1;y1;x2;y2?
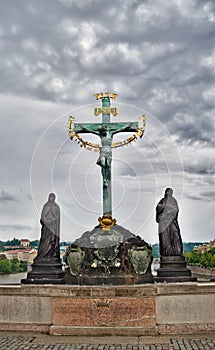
0;283;214;336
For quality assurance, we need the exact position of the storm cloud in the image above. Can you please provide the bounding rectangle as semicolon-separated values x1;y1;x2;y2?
0;0;214;243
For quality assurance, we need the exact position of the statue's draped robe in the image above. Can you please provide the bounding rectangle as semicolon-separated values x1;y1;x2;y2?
156;196;183;256
37;200;60;260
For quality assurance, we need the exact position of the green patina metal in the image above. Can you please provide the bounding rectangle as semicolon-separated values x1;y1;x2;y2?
68;93;144;218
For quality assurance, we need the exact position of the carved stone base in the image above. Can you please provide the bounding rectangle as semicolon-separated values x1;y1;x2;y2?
65;224;154;285
64;268;154;285
21;258;65;284
155;256;197;283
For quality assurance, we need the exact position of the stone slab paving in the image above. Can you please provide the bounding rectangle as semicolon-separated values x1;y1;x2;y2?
0;335;215;350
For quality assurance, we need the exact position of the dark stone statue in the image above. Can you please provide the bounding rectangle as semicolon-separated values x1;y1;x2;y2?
36;193;60;261
21;193;65;284
156;188;183;256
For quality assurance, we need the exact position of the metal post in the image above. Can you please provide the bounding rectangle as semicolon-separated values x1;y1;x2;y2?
101;97;112;216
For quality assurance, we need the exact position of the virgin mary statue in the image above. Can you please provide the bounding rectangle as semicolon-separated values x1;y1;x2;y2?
156;188;183;256
36;193;60;261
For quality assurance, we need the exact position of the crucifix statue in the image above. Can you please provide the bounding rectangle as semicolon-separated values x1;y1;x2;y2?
67;93;146;228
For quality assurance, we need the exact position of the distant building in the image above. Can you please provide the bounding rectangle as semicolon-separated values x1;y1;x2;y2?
20;239;30;248
5;249;37;264
194;239;215;254
4;250;20;260
21;249;37;264
3;245;20;250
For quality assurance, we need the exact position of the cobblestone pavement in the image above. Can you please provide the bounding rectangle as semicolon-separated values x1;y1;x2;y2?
0;336;215;350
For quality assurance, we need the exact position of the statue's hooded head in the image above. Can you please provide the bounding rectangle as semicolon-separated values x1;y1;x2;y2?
48;193;56;202
165;188;173;197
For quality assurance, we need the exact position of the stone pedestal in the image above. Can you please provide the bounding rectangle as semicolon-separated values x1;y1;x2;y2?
21;258;65;284
2;284;215;335
64;270;153;285
65;224;154;285
156;256;196;283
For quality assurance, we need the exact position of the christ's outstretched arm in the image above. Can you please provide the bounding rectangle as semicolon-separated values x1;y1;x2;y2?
74;123;100;135
110;121;138;135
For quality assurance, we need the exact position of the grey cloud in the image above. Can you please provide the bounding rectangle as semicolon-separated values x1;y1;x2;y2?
0;0;215;243
185;192;215;202
0;189;35;204
185;194;203;201
185;166;215;176
0;0;214;106
0;190;17;202
0;224;32;231
200;191;215;199
170;112;215;146
26;193;33;201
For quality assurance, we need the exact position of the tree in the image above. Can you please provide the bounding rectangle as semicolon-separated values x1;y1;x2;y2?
0;259;12;274
5;238;20;247
184;251;201;265
30;240;39;247
0;254;7;260
200;254;209;267
11;258;23;273
20;261;28;272
185;247;215;268
210;254;215;268
0;241;5;252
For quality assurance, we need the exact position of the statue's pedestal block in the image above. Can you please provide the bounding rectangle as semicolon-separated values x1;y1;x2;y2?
65;224;154;285
64;270;153;285
156;256;196;282
21;258;65;284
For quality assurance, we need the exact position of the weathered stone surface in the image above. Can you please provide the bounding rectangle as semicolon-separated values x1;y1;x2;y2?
0;323;50;333
50;325;158;336
156;293;215;323
158;323;215;335
53;297;156;327
114;285;156;297
105;298;155;327
1;284;215;336
0;284;156;298
0;295;52;323
156;256;196;282
156;282;215;295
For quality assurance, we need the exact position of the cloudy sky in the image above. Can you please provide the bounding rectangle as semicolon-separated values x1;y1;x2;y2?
0;0;214;245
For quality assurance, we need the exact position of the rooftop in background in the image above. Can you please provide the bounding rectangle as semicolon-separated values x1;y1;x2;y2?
20;239;30;248
194;239;215;254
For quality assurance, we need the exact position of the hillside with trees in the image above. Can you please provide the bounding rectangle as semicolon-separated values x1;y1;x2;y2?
0;255;27;274
151;242;205;258
184;248;215;268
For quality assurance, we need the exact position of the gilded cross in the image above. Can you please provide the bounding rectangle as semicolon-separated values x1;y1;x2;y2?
68;93;145;227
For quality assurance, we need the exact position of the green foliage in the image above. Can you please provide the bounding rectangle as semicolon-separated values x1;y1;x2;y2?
0;259;12;274
0;254;7;260
30;240;39;247
183;242;207;253
20;261;28;272
210;254;215;268
184;248;215;268
0;257;27;274
11;258;24;273
184;251;201;264
0;241;5;252
152;242;204;258
5;238;20;246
